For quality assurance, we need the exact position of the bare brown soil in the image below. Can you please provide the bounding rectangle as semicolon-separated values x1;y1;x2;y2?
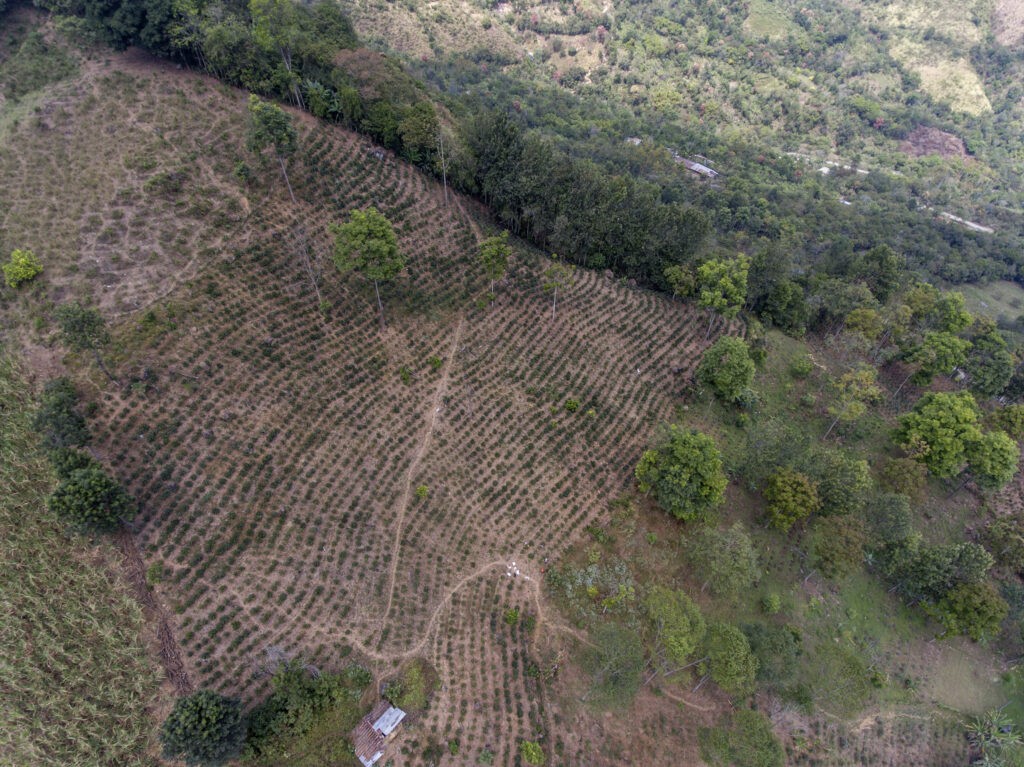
900;126;969;159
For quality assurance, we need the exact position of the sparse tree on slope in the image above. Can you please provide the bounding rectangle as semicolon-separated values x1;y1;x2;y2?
330;207;405;330
697;254;749;338
479;231;511;295
55;303;116;384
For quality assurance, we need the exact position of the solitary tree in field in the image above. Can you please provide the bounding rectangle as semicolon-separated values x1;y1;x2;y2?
55;302;116;384
479;231;511;295
543;254;575;320
636;425;727;522
160;689;244;767
246;95;298;195
330;207;405;330
48;465;135;532
697;254;749;338
246;95;323;306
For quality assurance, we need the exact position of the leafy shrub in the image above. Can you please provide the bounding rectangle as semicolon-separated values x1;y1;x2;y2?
809;516;867;579
520;740;545;765
3;248;43;288
48;466;135;531
699;709;784;767
763;468;820;532
33;378;90;450
161;690;244;767
926;581;1008;641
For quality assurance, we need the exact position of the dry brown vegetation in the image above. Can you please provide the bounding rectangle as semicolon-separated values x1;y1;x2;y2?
1;42;735;763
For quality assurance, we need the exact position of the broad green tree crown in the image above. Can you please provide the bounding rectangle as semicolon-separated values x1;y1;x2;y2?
696;335;756;403
635;425;727;521
330;207;405;327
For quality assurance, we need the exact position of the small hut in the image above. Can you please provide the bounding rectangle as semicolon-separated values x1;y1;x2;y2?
353;701;406;767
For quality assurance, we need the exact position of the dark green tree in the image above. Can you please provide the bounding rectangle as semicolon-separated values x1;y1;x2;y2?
927;581;1008;641
965;319;1015;398
330;207;405;330
696;336;756;404
55;303;116;383
48;465;135;532
32;377;90;450
636;425;727;522
160;690;244;767
585;623;645;705
686;524;760;601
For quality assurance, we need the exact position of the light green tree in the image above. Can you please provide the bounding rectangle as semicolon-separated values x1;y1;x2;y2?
3;248;43;288
644;586;706;670
330;207;405;330
543;254;575;320
696;336;756;404
824;365;882;439
704;622;758;697
520;740;545;765
697;254;749;338
763;468;820;532
636;425;727;522
908;331;972;387
686;523;760;600
479;231;512;294
896;392;982;477
966;430;1020;491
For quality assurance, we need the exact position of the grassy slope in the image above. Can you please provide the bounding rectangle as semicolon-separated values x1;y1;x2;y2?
0;349;162;766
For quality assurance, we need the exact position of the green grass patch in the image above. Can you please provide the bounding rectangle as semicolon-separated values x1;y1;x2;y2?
742;0;801;41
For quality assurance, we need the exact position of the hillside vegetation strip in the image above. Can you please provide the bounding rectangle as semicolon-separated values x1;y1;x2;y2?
0;350;161;766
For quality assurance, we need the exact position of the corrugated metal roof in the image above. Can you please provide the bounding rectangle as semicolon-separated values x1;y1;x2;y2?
373;706;406;736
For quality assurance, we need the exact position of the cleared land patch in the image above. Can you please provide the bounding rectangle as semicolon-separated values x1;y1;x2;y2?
889;39;992;115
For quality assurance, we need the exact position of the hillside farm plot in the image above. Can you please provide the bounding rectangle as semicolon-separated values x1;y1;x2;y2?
0;54;251;317
54;87;726;740
95;233;720;706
